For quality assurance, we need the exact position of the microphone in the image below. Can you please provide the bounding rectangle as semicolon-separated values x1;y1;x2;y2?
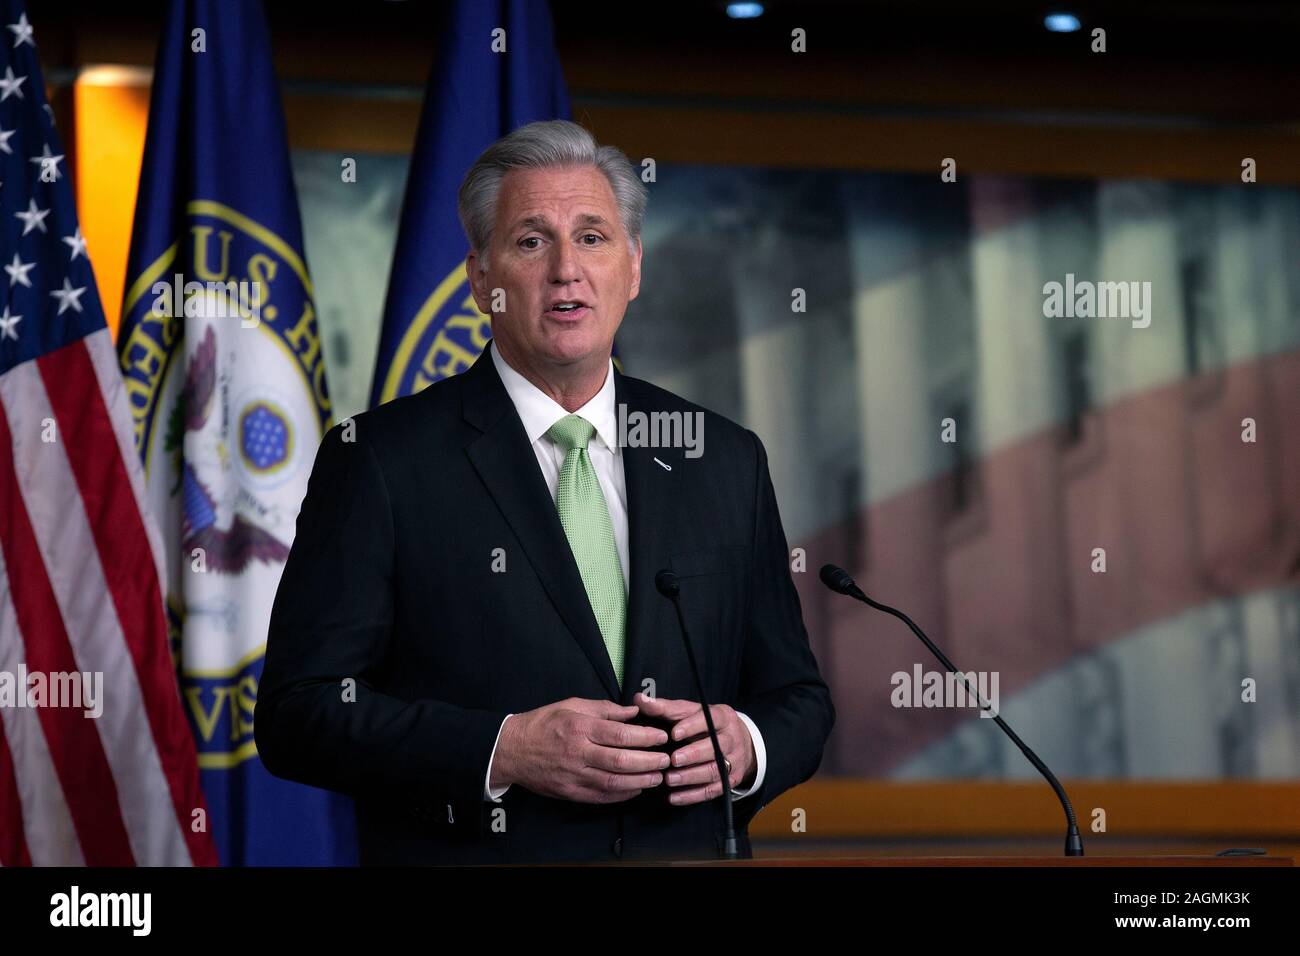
820;563;1085;857
654;569;739;860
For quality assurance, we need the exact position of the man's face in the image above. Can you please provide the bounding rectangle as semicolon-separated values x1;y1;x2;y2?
467;164;641;373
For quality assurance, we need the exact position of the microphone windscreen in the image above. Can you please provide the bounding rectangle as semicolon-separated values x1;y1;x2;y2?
819;563;856;595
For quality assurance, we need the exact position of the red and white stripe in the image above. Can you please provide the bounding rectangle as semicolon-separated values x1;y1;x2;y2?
0;328;218;866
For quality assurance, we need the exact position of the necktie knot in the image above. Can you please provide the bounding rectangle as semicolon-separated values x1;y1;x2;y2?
546;414;597;452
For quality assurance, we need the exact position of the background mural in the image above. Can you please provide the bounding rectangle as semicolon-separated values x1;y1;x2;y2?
297;156;1300;782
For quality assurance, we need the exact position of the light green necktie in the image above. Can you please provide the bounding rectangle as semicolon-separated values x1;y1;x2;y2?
546;414;626;687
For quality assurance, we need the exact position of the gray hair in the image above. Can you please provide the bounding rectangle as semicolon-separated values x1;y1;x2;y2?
457;119;647;271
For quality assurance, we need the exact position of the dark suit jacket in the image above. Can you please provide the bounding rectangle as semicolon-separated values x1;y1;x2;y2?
256;343;834;864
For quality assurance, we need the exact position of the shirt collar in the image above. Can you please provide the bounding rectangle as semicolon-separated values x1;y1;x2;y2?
490;340;618;453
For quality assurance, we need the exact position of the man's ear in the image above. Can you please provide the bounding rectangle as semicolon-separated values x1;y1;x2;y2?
627;237;643;302
465;251;488;313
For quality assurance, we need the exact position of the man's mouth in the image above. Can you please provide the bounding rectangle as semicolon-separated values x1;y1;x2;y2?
544;301;590;319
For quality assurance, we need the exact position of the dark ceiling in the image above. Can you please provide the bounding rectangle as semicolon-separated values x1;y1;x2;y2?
549;0;1300;64
26;0;1300;64
23;0;1300;122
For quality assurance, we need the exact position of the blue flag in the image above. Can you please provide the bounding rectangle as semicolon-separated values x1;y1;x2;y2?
370;0;570;407
116;0;356;865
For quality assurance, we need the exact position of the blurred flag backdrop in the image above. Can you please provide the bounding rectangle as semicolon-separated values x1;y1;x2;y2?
116;0;353;865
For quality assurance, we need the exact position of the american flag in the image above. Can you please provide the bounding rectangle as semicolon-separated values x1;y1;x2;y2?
0;0;216;865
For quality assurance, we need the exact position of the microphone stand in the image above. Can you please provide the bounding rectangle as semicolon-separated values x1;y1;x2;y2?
821;564;1084;857
656;570;739;860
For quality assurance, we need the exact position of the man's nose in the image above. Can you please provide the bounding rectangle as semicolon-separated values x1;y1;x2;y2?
548;239;581;284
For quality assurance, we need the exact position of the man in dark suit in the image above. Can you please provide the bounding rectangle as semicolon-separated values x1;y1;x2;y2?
256;119;834;864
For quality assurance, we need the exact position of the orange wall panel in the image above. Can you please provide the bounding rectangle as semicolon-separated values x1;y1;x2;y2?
73;66;151;339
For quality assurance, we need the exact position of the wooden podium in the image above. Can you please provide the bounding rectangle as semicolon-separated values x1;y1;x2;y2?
672;855;1293;866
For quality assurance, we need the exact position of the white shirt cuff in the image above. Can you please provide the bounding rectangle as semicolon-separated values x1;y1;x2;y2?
483;714;514;802
732;711;767;800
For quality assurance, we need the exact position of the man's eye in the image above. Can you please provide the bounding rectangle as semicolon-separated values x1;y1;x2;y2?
519;237;542;249
581;234;603;245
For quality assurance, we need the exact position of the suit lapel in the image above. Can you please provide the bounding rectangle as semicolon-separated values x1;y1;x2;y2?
461;346;621;700
615;371;682;705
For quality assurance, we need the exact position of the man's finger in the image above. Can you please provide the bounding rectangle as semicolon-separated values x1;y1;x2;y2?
580;765;665;792
668;736;732;770
667;781;727;806
634;692;699;721
583;743;672;775
572;699;641;721
664;760;729;788
670;705;732;742
587;718;669;750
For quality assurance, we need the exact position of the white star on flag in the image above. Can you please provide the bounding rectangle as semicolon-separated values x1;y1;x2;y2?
0;126;14;154
7;12;34;49
48;277;87;315
0;65;25;101
0;306;21;341
63;228;88;261
14;197;49;234
5;252;35;288
29;142;63;180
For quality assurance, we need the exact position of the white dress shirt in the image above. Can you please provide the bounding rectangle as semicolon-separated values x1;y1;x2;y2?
482;343;767;802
